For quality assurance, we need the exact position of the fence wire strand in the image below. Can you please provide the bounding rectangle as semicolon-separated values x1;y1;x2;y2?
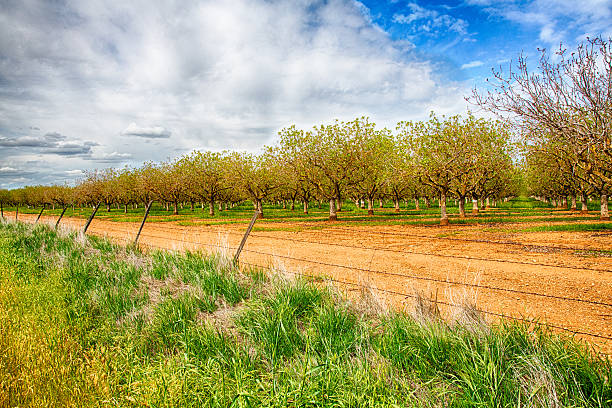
14;213;612;345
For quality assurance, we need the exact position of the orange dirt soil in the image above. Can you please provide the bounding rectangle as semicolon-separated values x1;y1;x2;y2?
10;212;612;355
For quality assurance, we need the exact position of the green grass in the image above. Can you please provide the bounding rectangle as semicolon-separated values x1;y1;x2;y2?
0;221;610;407
524;223;612;232
4;196;610;230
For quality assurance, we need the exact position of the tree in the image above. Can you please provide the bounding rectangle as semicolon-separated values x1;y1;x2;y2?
277;119;366;221
180;150;230;216
398;114;465;225
148;160;188;215
471;36;612;220
226;151;282;219
351;123;394;216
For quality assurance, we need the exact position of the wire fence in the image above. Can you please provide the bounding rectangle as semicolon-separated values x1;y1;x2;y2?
7;211;612;349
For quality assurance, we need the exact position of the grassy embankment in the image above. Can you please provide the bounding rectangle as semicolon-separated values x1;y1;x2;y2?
0;221;610;407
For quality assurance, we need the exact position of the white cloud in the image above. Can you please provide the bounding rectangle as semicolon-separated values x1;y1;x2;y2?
392;3;469;35
121;123;171;139
87;151;133;163
461;60;484;69
471;0;612;47
0;0;471;187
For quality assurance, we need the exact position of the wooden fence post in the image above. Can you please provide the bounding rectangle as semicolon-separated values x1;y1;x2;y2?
55;207;67;229
15;206;18;221
233;210;260;265
35;205;45;224
83;202;100;234
134;201;153;245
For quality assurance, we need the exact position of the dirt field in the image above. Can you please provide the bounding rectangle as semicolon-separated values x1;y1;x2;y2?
11;211;612;354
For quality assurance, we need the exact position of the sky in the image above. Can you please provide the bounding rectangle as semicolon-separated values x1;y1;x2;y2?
1;0;611;188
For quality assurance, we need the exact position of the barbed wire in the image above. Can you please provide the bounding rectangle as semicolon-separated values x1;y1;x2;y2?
239;260;612;343
57;219;612;308
103;217;612;273
234;245;612;308
12;214;612;344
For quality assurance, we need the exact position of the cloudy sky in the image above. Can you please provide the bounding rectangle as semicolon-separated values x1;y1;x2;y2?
1;0;611;188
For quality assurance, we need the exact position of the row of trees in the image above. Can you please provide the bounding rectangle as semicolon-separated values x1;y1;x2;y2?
0;114;519;225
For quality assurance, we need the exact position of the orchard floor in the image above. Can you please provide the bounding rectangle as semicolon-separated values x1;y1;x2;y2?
9;209;612;355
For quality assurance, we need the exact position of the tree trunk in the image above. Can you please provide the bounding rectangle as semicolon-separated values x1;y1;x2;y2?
218;202;222;211
303;200;308;214
394;199;400;213
379;199;383;208
485;197;490;210
290;199;295;211
440;191;449;226
209;201;215;216
329;199;337;221
562;197;568;209
257;199;264;219
282;200;286;209
600;194;610;221
581;194;588;214
458;196;466;218
367;198;374;216
173;201;178;215
190;201;194;211
124;204;128;213
570;196;577;211
414;198;420;211
106;203;111;212
424;197;430;208
336;199;342;211
360;199;365;209
318;200;322;209
472;198;479;215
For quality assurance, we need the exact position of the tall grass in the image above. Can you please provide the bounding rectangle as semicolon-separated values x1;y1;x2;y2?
0;221;610;407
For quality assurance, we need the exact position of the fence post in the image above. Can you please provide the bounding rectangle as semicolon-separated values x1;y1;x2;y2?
55;207;67;229
35;205;45;224
0;201;3;221
134;200;153;245
15;206;18;221
233;210;260;265
83;202;100;234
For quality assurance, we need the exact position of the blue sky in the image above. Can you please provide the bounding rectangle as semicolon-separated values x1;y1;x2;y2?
0;0;610;188
362;0;612;83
